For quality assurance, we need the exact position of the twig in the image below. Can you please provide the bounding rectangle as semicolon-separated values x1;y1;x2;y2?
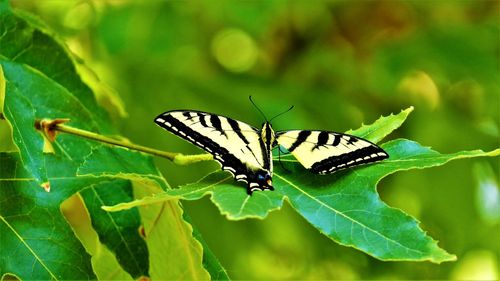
35;118;213;165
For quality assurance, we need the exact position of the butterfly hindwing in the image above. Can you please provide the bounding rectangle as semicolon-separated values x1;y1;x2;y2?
275;130;388;174
154;111;273;194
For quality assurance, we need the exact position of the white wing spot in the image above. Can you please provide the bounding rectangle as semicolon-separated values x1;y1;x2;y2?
224;166;236;173
236;175;247;179
156;118;165;123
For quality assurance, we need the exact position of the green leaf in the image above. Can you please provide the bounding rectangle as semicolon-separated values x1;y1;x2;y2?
134;182;211;280
0;47;152;280
0;152;96;279
106;172;284;220
78;145;168;189
1;2;211;279
273;140;498;263
80;180;149;279
105;108;499;263
346;106;414;143
91;243;134;281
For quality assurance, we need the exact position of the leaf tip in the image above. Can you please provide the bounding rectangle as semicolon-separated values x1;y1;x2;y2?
403;106;415;114
432;252;457;264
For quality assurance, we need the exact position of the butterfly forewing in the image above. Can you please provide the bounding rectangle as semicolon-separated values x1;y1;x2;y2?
276;130;388;174
155;111;272;193
155;109;389;194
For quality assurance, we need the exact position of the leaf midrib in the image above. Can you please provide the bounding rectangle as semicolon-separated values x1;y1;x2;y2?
0;215;58;280
274;172;424;255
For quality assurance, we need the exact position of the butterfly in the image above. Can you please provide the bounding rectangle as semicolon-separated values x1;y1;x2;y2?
154;109;388;195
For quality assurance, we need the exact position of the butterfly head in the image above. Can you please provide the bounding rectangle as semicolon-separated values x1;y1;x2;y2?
248;170;274;194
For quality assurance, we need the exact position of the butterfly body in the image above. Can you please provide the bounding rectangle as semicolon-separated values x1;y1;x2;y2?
155;110;388;195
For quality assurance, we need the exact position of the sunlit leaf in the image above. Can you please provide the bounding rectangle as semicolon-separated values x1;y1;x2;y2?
106;108;499;263
134;182;210;280
0;153;96;279
0;1;212;279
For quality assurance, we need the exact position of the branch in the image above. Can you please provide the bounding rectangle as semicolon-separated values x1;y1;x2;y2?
34;118;213;165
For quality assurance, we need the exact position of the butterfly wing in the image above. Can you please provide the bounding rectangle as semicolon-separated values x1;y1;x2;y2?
276;130;388;174
155;110;273;194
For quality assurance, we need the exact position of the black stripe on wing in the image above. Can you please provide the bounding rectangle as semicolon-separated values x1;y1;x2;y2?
288;130;311;152
154;111;273;194
310;145;388;174
155;113;245;171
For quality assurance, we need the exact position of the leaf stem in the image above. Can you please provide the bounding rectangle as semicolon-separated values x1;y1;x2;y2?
35;119;213;165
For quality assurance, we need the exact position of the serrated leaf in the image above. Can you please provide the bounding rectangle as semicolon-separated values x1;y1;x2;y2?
273;140;498;263
106;172;284;220
105;108;499;263
346;106;413;143
0;2;211;279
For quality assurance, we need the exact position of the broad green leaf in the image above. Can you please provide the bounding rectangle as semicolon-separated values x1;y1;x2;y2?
80;180;149;279
105;108;500;263
91;243;134;281
0;55;151;279
0;0;111;133
0;152;96;279
106;172;284;220
0;2;211;279
78;145;168;189
105;106;415;219
134;182;210;280
273;140;498;263
103;105;416;218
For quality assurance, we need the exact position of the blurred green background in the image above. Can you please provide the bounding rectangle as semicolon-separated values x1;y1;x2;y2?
10;0;499;279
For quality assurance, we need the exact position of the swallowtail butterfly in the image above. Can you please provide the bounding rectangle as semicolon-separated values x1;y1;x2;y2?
155;109;388;195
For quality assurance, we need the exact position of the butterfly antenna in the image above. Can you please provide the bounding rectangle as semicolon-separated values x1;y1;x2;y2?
270;105;294;122
249;95;268;121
